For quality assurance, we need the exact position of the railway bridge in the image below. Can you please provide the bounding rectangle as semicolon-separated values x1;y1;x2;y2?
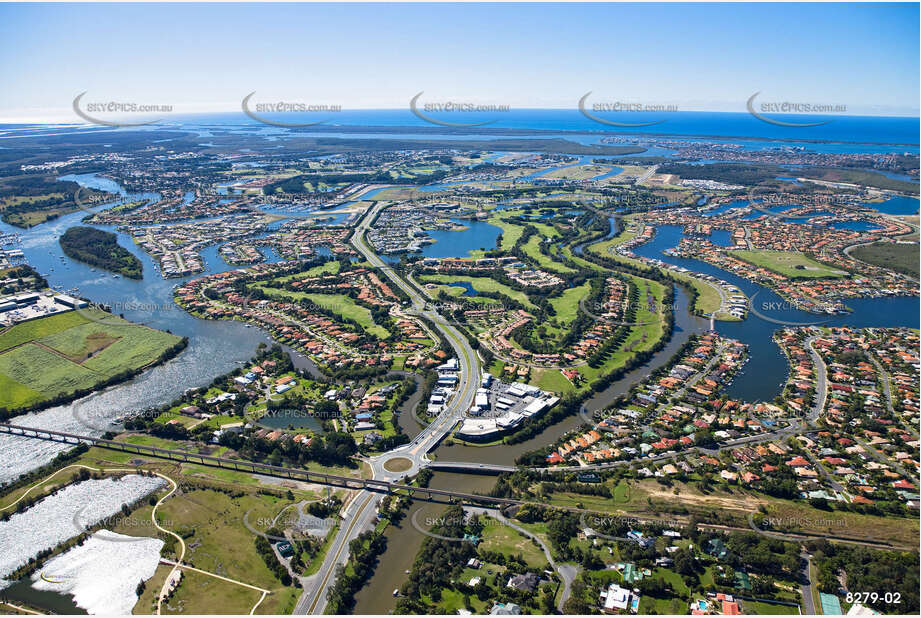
0;423;520;506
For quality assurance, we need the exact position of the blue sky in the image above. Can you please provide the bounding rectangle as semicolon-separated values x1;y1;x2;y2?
0;2;918;121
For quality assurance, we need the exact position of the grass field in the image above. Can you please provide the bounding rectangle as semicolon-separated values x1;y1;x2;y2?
478;517;548;569
0;309;182;411
742;599;801;615
302;292;389;339
253;285;390;340
488;218;525;251
733;249;847;279
135;487;301;614
271;261;341;282
532;368;573;393
850;241;920;278
549;282;590;327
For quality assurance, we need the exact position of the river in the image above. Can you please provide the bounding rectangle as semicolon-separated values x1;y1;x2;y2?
352;471;497;614
0;174;283;484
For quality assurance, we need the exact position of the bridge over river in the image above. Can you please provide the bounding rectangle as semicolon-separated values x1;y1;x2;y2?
0;423;522;506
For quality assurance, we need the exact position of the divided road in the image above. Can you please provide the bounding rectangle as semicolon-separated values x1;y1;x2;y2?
295;199;481;614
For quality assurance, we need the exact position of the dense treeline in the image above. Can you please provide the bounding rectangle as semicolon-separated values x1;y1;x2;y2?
263;168;451;195
0;264;47;294
59;226;142;279
807;539;919;613
0;175;107;227
325;530;388;613
657;162;783;185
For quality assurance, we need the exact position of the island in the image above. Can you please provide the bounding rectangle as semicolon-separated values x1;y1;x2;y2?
59;226;143;279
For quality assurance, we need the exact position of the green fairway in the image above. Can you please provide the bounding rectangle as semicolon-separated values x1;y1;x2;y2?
733;249;847;278
549;282;590;326
302;293;390;339
418;274;537;310
490;219;525;250
272;260;341;282
521;234;577;273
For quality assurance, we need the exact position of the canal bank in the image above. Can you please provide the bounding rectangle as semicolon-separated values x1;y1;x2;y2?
433;286;709;466
631;224;920;402
352;471;497;615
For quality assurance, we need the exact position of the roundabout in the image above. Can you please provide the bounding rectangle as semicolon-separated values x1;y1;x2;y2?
382;456;414;473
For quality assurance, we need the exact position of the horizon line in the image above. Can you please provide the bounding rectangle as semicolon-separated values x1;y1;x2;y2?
3;106;920;126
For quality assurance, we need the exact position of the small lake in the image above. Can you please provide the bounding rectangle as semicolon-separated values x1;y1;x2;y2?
446;281;478;296
865;195;919;215
382;219;502;261
829;220;884;232
709;229;734;246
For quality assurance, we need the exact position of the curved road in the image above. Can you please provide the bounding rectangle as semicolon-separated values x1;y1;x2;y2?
465;506;580;612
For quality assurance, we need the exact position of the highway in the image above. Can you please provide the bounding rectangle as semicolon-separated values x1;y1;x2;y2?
295;199;482;613
295;491;379;615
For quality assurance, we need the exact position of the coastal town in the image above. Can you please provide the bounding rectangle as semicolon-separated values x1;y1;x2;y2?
0;8;919;613
1;131;917;617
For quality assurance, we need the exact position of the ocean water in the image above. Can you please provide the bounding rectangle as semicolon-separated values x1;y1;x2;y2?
178;110;919;146
3;110;918;153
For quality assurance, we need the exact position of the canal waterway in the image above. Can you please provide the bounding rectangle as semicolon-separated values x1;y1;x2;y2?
630;224;920;402
352;471;497;614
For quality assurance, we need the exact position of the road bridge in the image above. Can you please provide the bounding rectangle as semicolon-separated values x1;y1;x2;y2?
2;423;912;554
427;461;517;474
